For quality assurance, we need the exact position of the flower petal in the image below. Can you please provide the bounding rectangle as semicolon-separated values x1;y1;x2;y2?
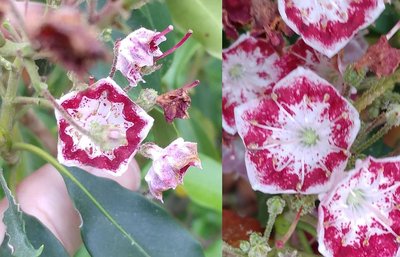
278;0;385;57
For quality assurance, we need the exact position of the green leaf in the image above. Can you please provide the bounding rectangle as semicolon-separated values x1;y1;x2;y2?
74;245;91;257
0;214;69;257
181;154;222;212
63;166;205;257
149;108;179;147
0;169;44;257
166;0;222;59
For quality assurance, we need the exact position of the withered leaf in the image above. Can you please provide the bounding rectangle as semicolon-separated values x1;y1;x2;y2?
156;80;199;123
355;36;400;77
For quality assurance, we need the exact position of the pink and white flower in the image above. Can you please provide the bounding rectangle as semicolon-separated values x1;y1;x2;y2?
116;26;168;86
116;26;192;87
141;138;202;202
318;156;400;257
278;0;385;57
222;34;294;135
234;67;360;194
55;77;153;175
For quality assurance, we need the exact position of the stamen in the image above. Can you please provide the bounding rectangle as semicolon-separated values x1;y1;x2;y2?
152;25;174;43
386;21;400;40
250;120;293;133
183;80;200;90
318;161;332;177
155;30;193;61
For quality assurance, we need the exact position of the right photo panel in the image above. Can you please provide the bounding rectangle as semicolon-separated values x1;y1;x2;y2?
222;1;400;257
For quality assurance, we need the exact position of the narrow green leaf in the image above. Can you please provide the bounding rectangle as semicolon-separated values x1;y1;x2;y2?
166;0;222;59
182;154;222;212
0;214;69;257
62;167;205;257
0;169;43;257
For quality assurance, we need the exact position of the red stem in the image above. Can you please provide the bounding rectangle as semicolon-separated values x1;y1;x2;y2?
275;206;303;249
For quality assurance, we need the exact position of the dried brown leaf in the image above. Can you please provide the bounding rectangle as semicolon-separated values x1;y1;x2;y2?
355;36;400;77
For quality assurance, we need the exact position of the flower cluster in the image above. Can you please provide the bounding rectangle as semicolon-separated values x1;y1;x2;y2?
224;1;400;256
54;26;201;201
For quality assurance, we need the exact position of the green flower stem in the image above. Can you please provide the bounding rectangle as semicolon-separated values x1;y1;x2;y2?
297;220;317;238
264;213;278;241
354;70;400;113
352;109;398;154
0;40;32;57
297;230;313;254
11;142;145;255
13;96;53;109
222;242;246;257
0;58;22;132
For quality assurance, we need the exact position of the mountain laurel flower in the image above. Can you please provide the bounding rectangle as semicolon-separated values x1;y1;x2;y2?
116;25;192;87
141;138;202;202
222;34;296;135
318;156;400;257
55;77;153;175
235;67;360;194
278;0;385;57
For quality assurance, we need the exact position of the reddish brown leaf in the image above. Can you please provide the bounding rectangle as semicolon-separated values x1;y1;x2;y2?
251;0;292;48
355;36;400;77
222;209;263;247
156;80;199;123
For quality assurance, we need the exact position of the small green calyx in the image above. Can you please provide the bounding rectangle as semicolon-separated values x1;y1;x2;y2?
229;63;244;80
300;128;319;147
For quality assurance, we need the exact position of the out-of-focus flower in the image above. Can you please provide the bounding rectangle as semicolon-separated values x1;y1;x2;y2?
222;135;247;179
30;7;108;74
55;77;153;175
318;156;400;257
222;34;295;135
250;0;292;49
277;0;385;57
141;138;201;202
156;80;199;123
222;0;252;39
235;67;360;194
0;161;141;255
116;26;192;87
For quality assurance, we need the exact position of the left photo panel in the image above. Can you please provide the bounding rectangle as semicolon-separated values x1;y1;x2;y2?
0;1;222;257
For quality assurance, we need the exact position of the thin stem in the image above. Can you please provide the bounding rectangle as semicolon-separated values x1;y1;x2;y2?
154;30;193;61
222;242;246;257
354;70;400;113
11;142;150;257
352;121;394;154
0;58;22;132
297;220;317;238
109;39;121;78
41;89;101;144
297;230;313;254
387;21;400;40
275;207;303;249
13;96;53;109
5;0;29;41
264;213;277;240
